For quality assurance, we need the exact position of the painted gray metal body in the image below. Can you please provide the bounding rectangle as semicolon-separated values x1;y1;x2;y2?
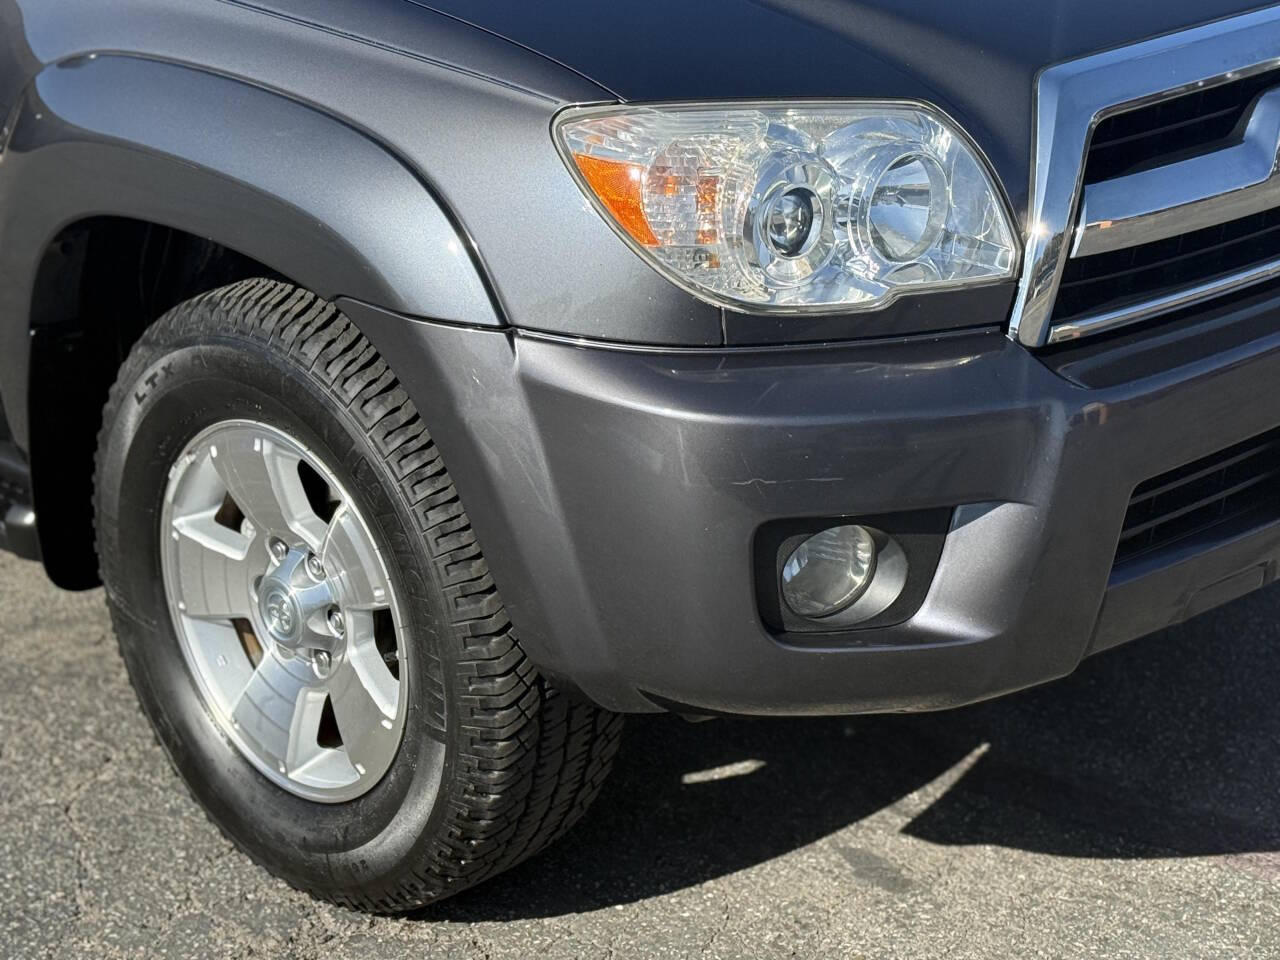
3;0;1280;714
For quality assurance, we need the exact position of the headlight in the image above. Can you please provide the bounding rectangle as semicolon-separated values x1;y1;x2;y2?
555;102;1017;314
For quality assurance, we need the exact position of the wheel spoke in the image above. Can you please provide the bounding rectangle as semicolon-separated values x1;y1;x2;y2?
322;504;390;610
171;509;255;621
328;647;399;777
231;655;309;768
208;430;328;551
284;689;330;775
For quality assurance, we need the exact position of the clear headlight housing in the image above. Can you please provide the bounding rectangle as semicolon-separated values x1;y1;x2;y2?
555;102;1018;314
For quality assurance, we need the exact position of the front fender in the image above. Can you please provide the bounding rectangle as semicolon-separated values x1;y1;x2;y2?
0;53;502;444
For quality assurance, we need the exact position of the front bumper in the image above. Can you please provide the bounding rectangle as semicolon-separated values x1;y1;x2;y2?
344;298;1280;716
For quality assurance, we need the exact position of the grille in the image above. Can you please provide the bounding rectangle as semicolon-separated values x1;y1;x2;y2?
1050;69;1280;332
1053;206;1280;325
1116;427;1280;565
1085;68;1280;184
1015;12;1280;347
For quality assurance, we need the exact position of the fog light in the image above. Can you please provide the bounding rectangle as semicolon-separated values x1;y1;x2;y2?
780;525;877;619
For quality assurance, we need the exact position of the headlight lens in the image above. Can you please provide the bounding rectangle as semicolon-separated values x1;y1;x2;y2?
555;103;1017;314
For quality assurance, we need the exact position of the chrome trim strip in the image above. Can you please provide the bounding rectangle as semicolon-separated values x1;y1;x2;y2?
1045;255;1280;344
1009;7;1280;347
1073;87;1280;258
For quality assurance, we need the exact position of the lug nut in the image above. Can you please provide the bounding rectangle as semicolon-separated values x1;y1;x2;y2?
305;553;326;580
268;538;289;563
312;650;332;679
327;608;346;638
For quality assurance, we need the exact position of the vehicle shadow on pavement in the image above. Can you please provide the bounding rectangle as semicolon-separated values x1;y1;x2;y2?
421;584;1280;921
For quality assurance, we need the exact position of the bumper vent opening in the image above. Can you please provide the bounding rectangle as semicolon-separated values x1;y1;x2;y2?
1116;426;1280;566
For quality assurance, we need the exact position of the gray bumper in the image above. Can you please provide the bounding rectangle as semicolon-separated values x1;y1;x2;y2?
344;299;1280;716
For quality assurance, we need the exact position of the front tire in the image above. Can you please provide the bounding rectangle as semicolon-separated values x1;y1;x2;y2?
93;279;621;912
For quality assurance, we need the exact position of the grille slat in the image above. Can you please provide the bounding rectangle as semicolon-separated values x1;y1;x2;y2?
1127;439;1280;507
1057;216;1280;293
1120;469;1280;541
1116;427;1280;566
1055;199;1280;325
1085;69;1280;184
1088;104;1241;154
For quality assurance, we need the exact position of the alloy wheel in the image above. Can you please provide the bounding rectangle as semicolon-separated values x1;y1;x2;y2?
159;420;407;802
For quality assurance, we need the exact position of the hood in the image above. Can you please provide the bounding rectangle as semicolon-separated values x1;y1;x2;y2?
408;0;1272;218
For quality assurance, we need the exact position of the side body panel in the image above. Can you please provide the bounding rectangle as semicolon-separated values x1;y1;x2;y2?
0;0;722;420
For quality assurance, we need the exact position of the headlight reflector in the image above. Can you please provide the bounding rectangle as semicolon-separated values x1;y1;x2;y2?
556;103;1017;314
864;152;948;263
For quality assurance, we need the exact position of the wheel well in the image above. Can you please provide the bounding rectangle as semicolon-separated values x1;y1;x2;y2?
28;217;287;589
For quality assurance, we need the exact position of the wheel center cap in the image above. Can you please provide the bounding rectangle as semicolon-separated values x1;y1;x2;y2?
262;587;302;646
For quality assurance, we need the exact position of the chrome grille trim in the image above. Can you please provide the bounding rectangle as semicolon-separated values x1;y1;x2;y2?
1046;254;1280;343
1072;87;1280;258
1009;7;1280;348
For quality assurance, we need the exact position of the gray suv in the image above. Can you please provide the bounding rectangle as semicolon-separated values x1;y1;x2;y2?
2;0;1279;912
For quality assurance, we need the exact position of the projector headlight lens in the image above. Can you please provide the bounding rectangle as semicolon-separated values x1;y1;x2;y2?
763;187;817;259
555;102;1016;315
780;525;878;619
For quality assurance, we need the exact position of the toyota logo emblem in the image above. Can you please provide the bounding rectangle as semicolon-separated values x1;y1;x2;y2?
264;588;299;640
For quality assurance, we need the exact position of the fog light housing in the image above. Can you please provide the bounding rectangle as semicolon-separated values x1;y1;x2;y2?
780;524;877;619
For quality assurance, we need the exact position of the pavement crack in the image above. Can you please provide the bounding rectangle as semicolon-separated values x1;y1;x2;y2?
51;744;118;953
699;890;733;958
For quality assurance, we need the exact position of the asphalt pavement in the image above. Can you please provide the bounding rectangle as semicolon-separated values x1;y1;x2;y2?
3;550;1279;959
